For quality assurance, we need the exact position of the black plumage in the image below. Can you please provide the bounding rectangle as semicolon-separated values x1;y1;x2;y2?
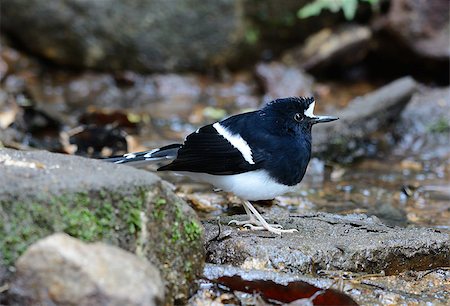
104;97;338;234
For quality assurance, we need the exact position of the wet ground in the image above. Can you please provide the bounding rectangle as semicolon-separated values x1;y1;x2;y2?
1;42;449;305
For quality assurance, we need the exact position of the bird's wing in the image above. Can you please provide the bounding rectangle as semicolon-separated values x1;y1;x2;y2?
158;124;264;175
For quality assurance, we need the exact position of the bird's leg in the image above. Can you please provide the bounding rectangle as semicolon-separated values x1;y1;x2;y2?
228;202;260;226
242;201;297;234
229;201;297;235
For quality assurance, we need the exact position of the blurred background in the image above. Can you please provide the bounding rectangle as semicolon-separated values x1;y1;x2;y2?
0;0;449;229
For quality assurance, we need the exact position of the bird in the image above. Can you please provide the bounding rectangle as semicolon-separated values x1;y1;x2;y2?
105;97;338;235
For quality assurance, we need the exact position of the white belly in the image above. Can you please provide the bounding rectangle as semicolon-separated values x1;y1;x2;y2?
177;170;294;201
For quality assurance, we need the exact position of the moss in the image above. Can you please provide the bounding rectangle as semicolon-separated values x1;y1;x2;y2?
427;117;450;133
152;197;167;220
148;195;203;262
183;220;202;242
0;186;148;266
155;197;167;207
171;226;181;243
245;26;260;45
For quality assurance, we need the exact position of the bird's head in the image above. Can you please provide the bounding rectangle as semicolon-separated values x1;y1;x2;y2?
260;97;338;135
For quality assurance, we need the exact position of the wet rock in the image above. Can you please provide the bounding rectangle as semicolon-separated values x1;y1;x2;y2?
395;86;450;160
204;212;449;275
198;264;450;305
0;148;204;304
255;62;313;102
352;268;450;305
0;0;245;72
282;24;372;72
313;76;418;162
9;233;164;306
384;0;450;61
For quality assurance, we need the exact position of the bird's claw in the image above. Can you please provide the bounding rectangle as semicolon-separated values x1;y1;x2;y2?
229;219;283;229
266;227;299;235
243;224;298;235
243;223;283;229
228;201;297;235
228;219;251;226
243;224;263;230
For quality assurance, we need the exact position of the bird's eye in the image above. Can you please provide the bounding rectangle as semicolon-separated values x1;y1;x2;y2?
294;113;304;122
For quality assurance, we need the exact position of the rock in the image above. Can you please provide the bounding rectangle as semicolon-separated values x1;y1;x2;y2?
394;86;450;160
384;0;450;61
312;76;418;162
9;233;164;306
196;264;450;305
0;252;8;298
0;0;245;72
1;0;363;73
282;24;372;72
242;0;350;55
255;62;313;103
203;212;450;275
0;148;204;304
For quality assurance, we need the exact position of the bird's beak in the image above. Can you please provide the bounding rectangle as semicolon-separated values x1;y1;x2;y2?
310;115;339;124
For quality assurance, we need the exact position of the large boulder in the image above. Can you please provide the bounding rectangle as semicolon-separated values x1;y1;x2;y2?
0;148;204;304
0;0;350;72
9;233;164;306
0;0;245;72
385;0;450;61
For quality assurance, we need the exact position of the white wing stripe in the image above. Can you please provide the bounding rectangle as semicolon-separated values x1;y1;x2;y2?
213;122;255;165
143;148;160;158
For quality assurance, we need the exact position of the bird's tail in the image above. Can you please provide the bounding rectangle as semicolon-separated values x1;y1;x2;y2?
103;144;181;168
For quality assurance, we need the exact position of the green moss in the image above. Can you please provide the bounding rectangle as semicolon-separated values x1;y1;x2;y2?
171;226;181;243
245;27;260;45
152;197;167;220
155;197;167;207
427;117;450;133
183;220;202;242
0;187;148;266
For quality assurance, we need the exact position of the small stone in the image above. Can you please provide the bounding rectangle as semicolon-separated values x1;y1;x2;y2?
10;233;164;306
255;62;313;102
185;192;225;213
282;25;372;72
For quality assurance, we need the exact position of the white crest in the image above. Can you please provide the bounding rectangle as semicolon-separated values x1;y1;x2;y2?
213;122;255;165
304;101;315;118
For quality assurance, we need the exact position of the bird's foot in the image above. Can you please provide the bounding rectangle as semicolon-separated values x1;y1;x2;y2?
228;219;283;229
243;223;298;235
228;201;298;235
